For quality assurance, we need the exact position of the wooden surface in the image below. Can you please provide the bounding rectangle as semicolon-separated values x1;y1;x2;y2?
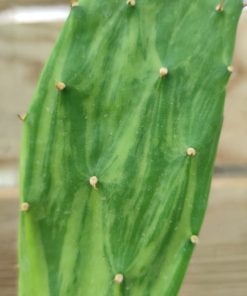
0;177;247;296
0;0;67;10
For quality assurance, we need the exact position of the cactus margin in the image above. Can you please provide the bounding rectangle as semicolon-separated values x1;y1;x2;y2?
19;1;243;295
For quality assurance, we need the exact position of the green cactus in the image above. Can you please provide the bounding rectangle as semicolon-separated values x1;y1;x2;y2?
19;0;242;295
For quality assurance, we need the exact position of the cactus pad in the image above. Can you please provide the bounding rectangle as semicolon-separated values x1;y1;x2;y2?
19;1;242;295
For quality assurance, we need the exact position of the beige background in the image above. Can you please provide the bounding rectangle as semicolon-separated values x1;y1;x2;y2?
0;1;246;296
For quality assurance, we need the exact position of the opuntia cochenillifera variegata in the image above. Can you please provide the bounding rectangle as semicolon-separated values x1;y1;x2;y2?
19;1;242;295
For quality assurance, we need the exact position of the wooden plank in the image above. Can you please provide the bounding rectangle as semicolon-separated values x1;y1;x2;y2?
0;178;247;295
0;0;67;10
0;189;18;296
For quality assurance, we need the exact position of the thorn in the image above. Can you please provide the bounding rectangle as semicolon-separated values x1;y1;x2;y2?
160;67;169;78
190;235;199;245
215;4;223;12
227;65;234;73
89;176;98;189
215;0;224;12
127;0;136;7
186;147;197;157
56;81;66;91
71;1;79;7
20;202;30;212
17;113;27;122
114;273;124;284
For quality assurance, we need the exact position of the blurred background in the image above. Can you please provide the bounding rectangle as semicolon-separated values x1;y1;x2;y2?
0;1;246;295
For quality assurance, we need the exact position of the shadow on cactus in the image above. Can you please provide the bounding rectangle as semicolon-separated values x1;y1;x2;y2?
19;0;243;295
